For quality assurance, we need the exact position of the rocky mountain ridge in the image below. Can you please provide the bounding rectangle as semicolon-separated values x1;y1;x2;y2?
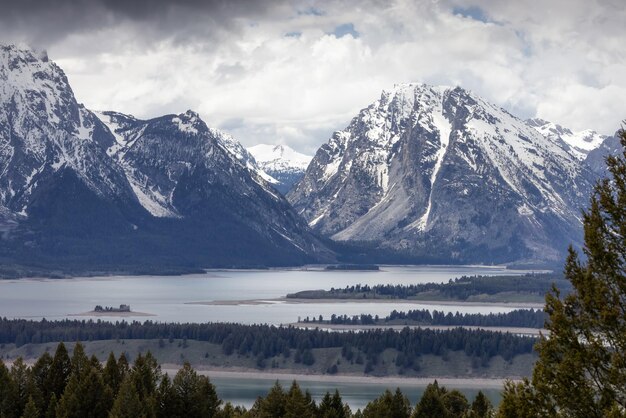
288;83;601;265
0;44;331;273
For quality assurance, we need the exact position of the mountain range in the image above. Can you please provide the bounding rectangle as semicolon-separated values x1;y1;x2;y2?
248;144;312;194
0;44;331;275
288;84;613;266
0;44;620;273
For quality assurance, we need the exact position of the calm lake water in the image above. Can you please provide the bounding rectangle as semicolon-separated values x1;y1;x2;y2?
0;265;539;324
210;376;503;410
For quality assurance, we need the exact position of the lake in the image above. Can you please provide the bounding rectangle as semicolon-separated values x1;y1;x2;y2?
209;375;503;410
0;265;539;324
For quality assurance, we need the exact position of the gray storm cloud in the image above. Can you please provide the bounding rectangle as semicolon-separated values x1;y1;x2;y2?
0;0;624;153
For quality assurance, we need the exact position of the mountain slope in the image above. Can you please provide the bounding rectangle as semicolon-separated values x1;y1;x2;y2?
527;118;607;160
248;144;312;194
288;83;596;265
0;44;331;273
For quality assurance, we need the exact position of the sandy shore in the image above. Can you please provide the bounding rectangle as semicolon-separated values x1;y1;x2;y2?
69;311;156;317
289;323;545;336
188;297;543;309
160;365;517;388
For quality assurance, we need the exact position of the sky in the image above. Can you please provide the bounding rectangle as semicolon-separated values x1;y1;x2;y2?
1;0;624;154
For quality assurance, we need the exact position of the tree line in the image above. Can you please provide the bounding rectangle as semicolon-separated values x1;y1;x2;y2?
0;318;536;369
0;342;497;417
300;309;546;328
287;273;572;301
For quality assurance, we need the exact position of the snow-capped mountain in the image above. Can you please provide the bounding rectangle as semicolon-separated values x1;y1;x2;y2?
527;118;607;160
248;144;312;194
288;83;597;265
0;44;331;272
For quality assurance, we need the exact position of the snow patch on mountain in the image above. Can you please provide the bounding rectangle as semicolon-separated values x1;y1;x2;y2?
528;118;607;159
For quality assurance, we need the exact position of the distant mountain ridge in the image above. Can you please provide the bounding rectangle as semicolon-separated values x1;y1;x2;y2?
0;44;332;274
288;83;601;265
527;118;607;160
248;144;312;194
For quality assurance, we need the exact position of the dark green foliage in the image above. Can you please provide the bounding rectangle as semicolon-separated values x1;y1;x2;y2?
20;396;39;418
288;274;571;301
469;391;493;418
412;382;449;418
109;377;146;418
47;342;71;399
0;318;536;366
170;362;220;418
361;388;411;418
1;342;503;418
318;390;351;418
311;308;546;328
497;130;626;416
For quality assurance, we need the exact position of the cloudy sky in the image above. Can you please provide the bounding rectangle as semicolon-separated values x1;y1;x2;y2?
2;0;624;153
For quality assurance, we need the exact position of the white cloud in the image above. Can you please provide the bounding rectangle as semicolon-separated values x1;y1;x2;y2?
36;0;626;153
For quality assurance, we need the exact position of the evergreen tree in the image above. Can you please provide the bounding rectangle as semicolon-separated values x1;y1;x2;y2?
170;362;220;418
20;396;39;418
284;381;316;418
69;343;89;378
155;374;176;418
441;390;469;417
44;394;57;418
103;352;121;396
0;359;17;418
9;358;31;418
469;391;493;418
56;367;112;418
46;343;71;400
362;388;411;418
318;390;351;418
498;130;626;416
109;376;146;418
257;381;287;417
412;381;447;418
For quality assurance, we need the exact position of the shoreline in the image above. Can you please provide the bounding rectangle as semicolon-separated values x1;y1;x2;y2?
160;365;517;388
288;322;545;336
69;311;156;317
188;297;544;309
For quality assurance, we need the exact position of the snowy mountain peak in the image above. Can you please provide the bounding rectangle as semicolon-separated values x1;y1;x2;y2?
528;118;607;159
248;144;312;194
288;82;595;264
248;144;312;170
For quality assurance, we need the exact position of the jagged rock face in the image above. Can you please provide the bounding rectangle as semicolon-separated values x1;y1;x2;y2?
0;44;331;270
584;132;622;176
0;45;138;216
289;84;596;264
248;144;312;194
527;118;607;160
94;110;323;257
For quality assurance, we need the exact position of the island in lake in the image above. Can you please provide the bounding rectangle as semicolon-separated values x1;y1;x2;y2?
70;304;155;317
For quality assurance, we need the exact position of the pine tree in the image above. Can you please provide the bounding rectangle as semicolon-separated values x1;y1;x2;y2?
56;367;112;418
318;390;351;418
0;359;16;418
109;377;146;418
412;381;447;418
284;381;316;418
46;343;71;399
257;381;287;417
45;393;57;418
362;388;411;418
9;358;31;418
469;391;493;418
20;396;39;418
103;352;121;395
498;129;626;416
170;362;220;418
